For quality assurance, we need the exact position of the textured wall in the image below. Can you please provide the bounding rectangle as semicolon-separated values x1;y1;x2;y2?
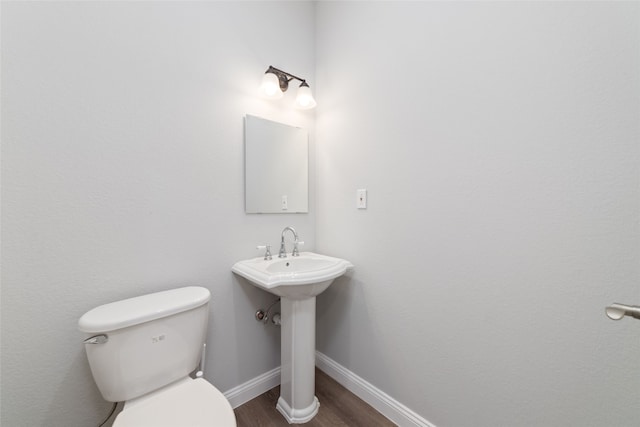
1;2;315;425
315;2;640;426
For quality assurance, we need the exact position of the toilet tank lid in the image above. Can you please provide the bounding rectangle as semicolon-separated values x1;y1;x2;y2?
78;286;211;333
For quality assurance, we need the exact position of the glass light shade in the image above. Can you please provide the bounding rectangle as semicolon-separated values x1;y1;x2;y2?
261;72;283;99
295;84;317;109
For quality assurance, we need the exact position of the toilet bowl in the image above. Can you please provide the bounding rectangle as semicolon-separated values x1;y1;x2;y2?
114;377;235;426
78;286;236;426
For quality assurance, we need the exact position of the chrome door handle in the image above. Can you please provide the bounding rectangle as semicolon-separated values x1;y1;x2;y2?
605;303;640;321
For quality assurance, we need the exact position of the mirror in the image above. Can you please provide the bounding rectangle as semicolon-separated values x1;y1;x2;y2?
244;115;308;213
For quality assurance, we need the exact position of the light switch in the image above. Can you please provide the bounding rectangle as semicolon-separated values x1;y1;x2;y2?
282;195;288;210
357;189;367;209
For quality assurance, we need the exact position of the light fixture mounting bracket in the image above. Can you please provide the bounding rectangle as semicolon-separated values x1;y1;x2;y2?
266;65;306;93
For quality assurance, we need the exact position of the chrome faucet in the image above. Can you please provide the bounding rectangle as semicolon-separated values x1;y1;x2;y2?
279;226;301;258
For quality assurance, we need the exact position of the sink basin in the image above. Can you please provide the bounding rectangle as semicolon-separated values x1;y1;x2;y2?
232;252;353;300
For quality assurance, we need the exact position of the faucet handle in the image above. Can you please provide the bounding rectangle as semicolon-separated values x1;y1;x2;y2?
292;241;304;257
256;245;272;260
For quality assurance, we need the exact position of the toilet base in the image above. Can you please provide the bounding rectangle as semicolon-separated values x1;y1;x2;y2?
276;396;320;424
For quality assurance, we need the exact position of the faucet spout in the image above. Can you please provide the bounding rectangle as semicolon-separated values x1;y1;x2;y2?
279;226;299;258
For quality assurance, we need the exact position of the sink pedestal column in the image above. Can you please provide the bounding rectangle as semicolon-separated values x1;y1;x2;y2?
276;296;319;424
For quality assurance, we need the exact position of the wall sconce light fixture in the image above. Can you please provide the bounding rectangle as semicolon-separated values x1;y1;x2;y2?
260;65;316;110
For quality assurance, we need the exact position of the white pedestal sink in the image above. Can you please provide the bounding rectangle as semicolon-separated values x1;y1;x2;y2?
232;252;353;423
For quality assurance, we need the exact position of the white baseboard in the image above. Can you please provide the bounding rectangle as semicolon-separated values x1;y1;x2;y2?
223;366;281;409
223;353;435;427
315;351;436;427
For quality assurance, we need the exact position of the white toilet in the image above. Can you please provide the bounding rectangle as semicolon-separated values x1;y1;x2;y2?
78;286;237;427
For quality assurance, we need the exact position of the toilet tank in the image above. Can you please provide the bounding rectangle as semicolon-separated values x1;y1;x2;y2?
79;286;210;402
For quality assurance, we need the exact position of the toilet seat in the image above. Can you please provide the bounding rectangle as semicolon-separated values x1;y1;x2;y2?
113;378;236;427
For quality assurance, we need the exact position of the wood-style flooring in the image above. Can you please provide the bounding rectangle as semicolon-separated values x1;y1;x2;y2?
234;369;397;426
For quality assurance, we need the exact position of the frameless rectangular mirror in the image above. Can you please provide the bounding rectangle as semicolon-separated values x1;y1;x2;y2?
244;115;308;213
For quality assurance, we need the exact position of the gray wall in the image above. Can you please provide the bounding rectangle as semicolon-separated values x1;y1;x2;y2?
1;2;316;426
315;2;640;427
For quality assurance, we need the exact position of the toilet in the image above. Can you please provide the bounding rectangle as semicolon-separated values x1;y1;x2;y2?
78;286;236;427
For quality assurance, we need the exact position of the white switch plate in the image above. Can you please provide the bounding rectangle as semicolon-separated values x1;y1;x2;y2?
357;189;367;209
282;195;288;210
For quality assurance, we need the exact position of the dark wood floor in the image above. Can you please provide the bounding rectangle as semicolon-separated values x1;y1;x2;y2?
234;368;397;426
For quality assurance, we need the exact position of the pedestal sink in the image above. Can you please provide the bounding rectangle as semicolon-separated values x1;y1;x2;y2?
232;252;353;423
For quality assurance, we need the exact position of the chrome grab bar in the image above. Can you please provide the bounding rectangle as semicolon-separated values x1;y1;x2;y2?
605;303;640;321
